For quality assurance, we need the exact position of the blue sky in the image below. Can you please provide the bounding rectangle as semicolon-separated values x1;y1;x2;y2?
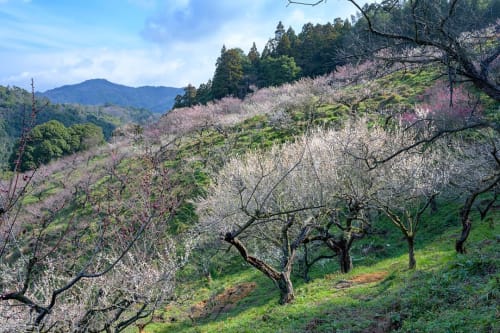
0;0;368;91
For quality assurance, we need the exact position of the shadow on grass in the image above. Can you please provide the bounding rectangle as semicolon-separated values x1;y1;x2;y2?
148;205;498;333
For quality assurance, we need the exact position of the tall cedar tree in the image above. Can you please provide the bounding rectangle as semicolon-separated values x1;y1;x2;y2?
212;47;248;99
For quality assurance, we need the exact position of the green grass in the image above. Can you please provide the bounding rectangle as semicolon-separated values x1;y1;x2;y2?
143;202;498;333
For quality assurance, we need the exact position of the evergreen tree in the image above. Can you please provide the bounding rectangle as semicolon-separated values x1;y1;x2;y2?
262;21;290;59
261;44;272;59
275;33;292;57
10;120;70;171
212;47;247;99
68;123;104;151
285;27;299;57
173;94;184;109
258;56;301;87
247;42;260;64
185;84;197;107
245;43;261;89
196;80;213;105
294;21;348;77
9;120;104;171
275;21;285;40
173;84;197;108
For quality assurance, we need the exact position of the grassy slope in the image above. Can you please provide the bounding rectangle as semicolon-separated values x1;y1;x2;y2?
144;201;498;333
11;67;497;332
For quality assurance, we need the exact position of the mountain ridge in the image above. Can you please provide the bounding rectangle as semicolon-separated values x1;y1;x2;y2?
39;79;183;113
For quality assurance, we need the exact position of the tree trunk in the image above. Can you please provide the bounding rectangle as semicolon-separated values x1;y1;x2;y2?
224;233;294;304
407;235;416;269
430;196;438;214
277;271;294;304
302;243;311;283
455;218;472;254
455;174;500;253
338;245;353;274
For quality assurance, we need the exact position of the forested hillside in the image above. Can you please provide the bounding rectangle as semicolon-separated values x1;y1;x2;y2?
0;1;498;332
0;84;156;168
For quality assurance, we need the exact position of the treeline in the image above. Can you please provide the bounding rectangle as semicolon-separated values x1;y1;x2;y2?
173;0;500;108
173;19;349;108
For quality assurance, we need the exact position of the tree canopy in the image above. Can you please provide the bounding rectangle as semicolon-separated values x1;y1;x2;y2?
9;120;104;171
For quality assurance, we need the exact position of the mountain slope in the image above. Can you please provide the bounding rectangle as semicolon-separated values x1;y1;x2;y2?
39;79;183;113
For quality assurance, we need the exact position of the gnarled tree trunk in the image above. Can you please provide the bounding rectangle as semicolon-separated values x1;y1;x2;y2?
323;236;354;274
338;241;353;274
224;233;296;304
455;185;497;254
455;218;472;254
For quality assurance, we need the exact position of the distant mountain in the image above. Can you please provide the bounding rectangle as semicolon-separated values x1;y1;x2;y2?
39;79;183;113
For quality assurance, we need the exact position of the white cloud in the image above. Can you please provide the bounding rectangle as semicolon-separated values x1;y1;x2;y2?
1;45;210;91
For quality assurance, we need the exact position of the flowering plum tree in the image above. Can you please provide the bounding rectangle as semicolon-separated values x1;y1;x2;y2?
196;140;331;304
196;120;392;300
399;81;483;129
375;141;453;269
301;122;387;273
447;131;500;253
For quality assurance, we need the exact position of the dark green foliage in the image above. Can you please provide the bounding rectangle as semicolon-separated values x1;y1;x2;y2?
247;42;260;64
188;0;499;105
212;47;249;99
0;85;152;168
195;80;214;105
9;120;104;171
257;56;301;87
68;123;105;151
173;81;214;109
293;20;349;77
173;84;198;108
185;18;350;103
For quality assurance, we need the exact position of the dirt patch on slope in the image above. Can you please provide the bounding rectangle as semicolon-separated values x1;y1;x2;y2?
350;271;388;284
190;282;257;320
335;271;388;289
